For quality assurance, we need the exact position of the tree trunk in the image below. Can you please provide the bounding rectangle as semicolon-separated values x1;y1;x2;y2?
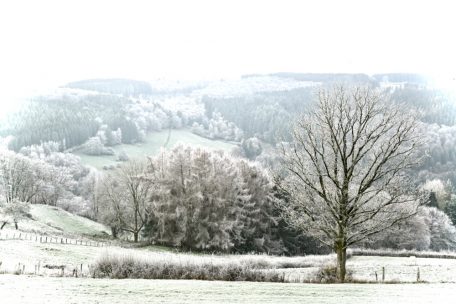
111;226;118;239
0;222;7;230
14;221;18;230
133;232;138;242
336;246;347;283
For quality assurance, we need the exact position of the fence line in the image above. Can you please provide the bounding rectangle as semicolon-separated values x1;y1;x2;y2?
0;231;109;247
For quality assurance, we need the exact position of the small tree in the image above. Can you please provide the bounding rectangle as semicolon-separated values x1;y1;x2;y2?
0;198;30;230
277;86;423;282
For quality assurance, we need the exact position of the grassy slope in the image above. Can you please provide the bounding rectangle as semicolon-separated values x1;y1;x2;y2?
74;129;237;169
1;204;110;237
29;204;110;236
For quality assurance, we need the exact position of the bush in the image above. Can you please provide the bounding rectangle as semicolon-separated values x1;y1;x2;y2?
81;137;115;156
117;151;129;162
312;264;352;283
92;253;286;282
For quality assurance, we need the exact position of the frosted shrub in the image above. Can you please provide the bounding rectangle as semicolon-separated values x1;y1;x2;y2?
92;253;286;282
312;264;353;283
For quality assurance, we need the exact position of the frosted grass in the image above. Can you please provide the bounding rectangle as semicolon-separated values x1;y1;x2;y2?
2;275;456;304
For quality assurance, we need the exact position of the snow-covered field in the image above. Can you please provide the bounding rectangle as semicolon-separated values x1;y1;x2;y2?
3;238;456;303
3;237;456;283
281;255;456;283
0;238;330;277
1;275;456;304
348;256;456;283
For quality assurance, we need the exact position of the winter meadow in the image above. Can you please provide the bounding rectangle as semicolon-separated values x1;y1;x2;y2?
2;1;456;303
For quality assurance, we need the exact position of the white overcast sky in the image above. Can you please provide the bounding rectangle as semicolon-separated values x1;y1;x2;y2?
0;0;455;111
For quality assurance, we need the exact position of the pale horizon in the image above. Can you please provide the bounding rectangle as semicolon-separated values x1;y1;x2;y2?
1;0;455;112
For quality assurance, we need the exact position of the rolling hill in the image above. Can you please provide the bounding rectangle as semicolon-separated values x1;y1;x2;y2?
0;204;110;237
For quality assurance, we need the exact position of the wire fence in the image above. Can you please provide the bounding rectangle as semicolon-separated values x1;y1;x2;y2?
0;230;109;247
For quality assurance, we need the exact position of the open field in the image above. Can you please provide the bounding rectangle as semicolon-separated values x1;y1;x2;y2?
2;205;456;284
74;129;237;169
0;238;330;278
3;237;456;283
282;255;456;283
349;256;456;283
1;275;456;304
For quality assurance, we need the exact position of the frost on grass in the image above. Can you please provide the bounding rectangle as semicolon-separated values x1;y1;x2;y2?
3;275;456;304
91;250;333;282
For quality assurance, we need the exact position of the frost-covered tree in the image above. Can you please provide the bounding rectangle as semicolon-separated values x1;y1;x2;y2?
142;145;281;252
425;207;456;250
104;126;122;146
277;86;423;282
0;198;30;230
368;209;431;250
241;137;263;159
144;146;240;250
191;112;243;141
16;145;87;210
81;137;114;156
117;151;129;162
0;151;34;204
421;179;452;209
233;161;282;253
98;159;154;242
370;206;456;251
0;151;35;229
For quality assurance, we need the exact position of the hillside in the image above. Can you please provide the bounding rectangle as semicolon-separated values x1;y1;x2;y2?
73;129;238;169
65;78;155;95
0;204;110;237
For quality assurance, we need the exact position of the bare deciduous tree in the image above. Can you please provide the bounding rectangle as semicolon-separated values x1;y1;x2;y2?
0;151;34;229
277;86;424;282
98;160;154;242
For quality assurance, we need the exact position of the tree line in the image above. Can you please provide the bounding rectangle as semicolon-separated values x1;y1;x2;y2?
97;145;317;254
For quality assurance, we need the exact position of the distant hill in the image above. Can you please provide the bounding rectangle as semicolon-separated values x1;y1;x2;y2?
65;78;154;96
372;73;429;85
246;72;430;87
262;72;375;84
